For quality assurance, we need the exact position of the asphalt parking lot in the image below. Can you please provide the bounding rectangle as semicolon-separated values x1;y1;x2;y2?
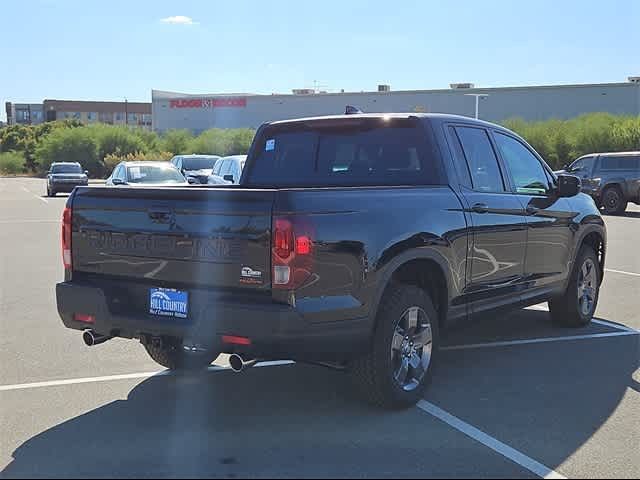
1;177;638;479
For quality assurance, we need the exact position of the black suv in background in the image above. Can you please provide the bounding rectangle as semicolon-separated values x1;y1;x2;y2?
46;162;88;197
560;152;640;214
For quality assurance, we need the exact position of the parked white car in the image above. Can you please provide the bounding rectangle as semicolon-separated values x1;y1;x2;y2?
207;155;246;185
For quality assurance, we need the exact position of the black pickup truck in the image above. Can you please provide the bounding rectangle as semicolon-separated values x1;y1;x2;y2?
56;113;606;408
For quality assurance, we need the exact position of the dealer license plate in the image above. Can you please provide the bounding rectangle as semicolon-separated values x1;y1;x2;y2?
149;288;188;318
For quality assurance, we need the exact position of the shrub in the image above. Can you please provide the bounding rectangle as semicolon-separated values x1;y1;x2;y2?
188;128;255;156
103;151;174;173
0;151;25;175
91;125;147;160
501;113;640;169
35;127;101;176
161;129;194;155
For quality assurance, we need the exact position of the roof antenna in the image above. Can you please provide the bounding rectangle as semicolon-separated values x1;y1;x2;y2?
345;105;363;115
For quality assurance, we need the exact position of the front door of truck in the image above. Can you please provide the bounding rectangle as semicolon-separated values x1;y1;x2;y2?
448;125;528;315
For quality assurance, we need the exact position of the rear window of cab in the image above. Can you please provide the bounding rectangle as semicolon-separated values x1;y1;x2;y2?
245;118;444;188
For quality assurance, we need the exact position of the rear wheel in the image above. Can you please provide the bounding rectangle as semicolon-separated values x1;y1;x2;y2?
601;186;627;215
549;245;600;327
144;340;216;371
349;283;439;409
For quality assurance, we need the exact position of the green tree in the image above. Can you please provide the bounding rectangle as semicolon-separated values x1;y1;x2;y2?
35;127;101;176
132;128;162;152
92;125;146;160
160;129;194;155
189;128;255;156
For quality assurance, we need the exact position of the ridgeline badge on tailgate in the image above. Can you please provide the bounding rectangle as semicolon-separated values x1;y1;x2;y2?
240;266;263;285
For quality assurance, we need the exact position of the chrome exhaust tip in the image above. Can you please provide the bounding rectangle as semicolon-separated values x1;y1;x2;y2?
82;330;111;347
228;354;257;373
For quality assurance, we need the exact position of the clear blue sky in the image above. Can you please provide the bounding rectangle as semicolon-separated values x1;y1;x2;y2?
1;0;638;121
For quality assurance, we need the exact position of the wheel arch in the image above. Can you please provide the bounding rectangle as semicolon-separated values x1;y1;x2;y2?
601;181;627;198
370;250;453;335
573;227;606;285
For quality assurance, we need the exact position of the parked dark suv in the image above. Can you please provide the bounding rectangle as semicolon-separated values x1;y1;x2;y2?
560;152;640;214
46;162;88;197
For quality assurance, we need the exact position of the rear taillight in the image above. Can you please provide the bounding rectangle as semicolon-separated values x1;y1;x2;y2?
62;207;72;269
272;216;314;290
73;313;95;324
222;335;252;346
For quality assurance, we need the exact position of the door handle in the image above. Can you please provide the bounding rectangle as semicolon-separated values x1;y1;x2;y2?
471;203;489;214
526;206;540;215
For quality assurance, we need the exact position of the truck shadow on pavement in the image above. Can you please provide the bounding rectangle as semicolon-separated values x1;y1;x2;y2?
3;310;639;478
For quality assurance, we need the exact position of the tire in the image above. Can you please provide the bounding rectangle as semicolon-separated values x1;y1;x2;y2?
601;186;627;215
144;341;215;371
349;283;439;409
548;245;600;328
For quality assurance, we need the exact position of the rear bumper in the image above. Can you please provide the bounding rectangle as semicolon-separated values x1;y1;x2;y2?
56;281;370;360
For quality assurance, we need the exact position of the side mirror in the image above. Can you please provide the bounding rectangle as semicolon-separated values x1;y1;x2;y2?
112;178;126;186
557;174;581;197
84;170;89;176
223;174;234;183
187;177;197;184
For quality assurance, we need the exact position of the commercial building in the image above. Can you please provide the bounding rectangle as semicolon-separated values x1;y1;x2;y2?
152;78;640;133
5;99;152;129
4;103;45;125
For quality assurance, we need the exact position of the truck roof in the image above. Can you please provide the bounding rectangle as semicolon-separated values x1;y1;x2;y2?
267;112;506;130
582;151;640;157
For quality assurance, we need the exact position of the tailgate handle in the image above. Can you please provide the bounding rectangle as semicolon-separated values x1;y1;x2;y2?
148;209;174;224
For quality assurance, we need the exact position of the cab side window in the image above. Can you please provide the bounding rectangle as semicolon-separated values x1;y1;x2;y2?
447;127;473;189
570;156;594;174
493;132;551;196
455;126;505;193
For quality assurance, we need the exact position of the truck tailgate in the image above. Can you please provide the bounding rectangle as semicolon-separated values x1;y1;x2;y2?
70;186;274;290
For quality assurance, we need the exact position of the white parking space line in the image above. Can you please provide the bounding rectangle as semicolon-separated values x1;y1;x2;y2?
0;360;294;393
592;319;639;333
18;184;48;203
605;268;640;278
417;400;566;479
441;330;638;352
0;371;165;392
0;220;58;224
526;304;637;333
526;304;549;312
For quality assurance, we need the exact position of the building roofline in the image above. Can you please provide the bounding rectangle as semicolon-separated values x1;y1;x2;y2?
43;99;150;106
152;81;638;101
